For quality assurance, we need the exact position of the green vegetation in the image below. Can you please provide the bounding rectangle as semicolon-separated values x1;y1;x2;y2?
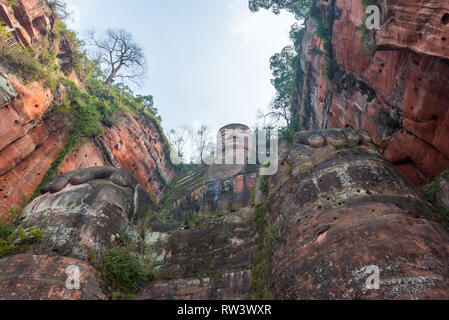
0;208;43;259
421;170;449;203
420;170;449;223
182;210;208;228
1;17;166;205
278;125;296;142
361;0;380;10
101;246;154;298
311;1;337;78
161;165;203;211
249;202;279;300
258;165;270;195
0;25;60;89
8;0;19;7
228;202;237;213
357;23;376;56
137;209;170;236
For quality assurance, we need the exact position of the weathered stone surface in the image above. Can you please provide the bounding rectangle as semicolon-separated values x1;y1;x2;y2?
139;209;257;300
0;75;66;216
268;129;449;300
0;0;53;47
376;0;449;60
21;167;152;261
0;0;176;215
0;81;176;218
0;254;106;300
137;270;252;300
293;0;449;185
163;164;259;223
57;114;177;205
159;210;256;278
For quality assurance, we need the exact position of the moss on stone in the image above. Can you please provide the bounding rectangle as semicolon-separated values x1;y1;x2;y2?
420;169;449;223
249;202;278;300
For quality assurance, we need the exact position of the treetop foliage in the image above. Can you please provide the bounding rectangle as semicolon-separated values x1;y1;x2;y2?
248;0;315;20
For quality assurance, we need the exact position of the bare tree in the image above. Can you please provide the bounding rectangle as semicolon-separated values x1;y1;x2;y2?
189;125;214;164
168;126;191;159
89;29;146;87
256;106;287;130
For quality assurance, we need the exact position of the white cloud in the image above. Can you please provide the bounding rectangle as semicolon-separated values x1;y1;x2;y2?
65;4;81;31
228;0;296;47
223;0;297;121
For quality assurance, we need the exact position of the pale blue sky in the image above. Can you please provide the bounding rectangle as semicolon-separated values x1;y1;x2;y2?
64;0;296;132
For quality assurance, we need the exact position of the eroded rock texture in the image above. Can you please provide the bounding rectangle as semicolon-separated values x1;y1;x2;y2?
0;254;105;300
163;164;258;223
294;0;449;185
137;161;261;299
0;0;53;48
268;129;449;299
0;167;153;300
0;75;65;217
138;209;257;300
1;130;449;300
0;77;176;217
0;1;176;217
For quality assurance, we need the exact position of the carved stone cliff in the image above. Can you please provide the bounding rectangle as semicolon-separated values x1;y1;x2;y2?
293;0;449;185
0;0;177;217
1;129;448;300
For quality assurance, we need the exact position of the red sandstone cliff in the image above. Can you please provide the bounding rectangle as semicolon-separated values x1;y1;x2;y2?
0;0;176;217
294;0;449;185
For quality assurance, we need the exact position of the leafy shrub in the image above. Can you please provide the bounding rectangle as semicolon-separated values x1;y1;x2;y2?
101;246;153;296
0;210;43;258
420;169;449;223
278;126;295;142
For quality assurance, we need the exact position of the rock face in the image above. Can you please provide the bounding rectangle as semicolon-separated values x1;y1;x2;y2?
0;75;66;217
0;167;152;300
0;0;53;47
22;167;153;260
1;130;449;300
0;74;176;216
1;0;449;301
164;164;259;223
268;129;449;299
135;161;260;299
58;113;177;204
293;0;449;185
137;209;257;300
